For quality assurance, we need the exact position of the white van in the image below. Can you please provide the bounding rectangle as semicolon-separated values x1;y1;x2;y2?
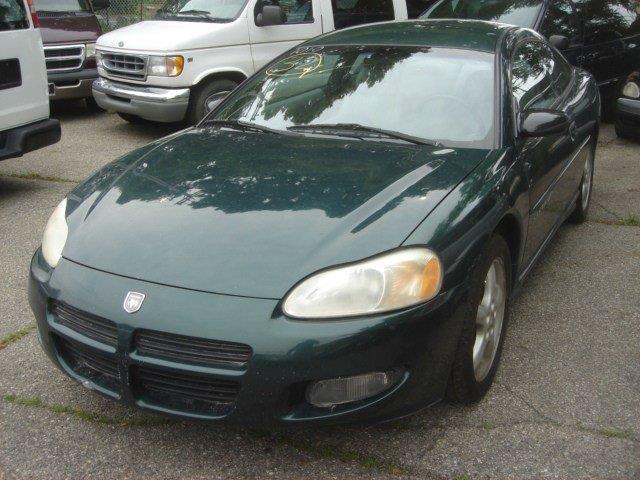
0;0;60;160
92;0;425;124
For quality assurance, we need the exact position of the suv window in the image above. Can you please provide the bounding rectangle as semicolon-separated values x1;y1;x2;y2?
0;0;29;31
331;0;394;30
422;0;543;27
511;41;557;111
540;0;581;44
576;0;640;43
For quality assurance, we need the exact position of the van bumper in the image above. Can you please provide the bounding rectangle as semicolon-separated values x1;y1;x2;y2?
92;77;190;123
616;97;640;139
0;118;61;161
48;69;97;100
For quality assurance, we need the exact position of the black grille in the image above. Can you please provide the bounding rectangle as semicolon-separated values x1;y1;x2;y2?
51;301;118;347
133;366;240;415
135;330;252;368
56;336;120;393
46;58;82;70
44;47;82;58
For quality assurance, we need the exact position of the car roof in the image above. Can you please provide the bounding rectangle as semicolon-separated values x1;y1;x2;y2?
306;19;516;53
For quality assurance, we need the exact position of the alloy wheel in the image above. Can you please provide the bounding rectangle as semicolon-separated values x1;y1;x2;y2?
581;150;594;211
473;258;507;382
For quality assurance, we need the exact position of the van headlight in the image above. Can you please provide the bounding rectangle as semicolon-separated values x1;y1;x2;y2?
283;248;442;319
42;198;68;268
148;55;184;77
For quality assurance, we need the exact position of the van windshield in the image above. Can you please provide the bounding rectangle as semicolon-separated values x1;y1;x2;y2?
210;46;496;149
156;0;247;22
34;0;92;13
420;0;543;28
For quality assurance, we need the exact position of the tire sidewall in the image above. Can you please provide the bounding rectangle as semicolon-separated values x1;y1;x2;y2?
188;79;239;125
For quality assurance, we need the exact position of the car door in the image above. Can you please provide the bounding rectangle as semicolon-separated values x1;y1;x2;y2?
510;40;578;266
0;0;49;131
248;0;323;71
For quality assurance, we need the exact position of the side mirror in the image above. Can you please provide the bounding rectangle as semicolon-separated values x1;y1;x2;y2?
255;4;285;26
520;109;569;137
549;35;569;50
92;0;110;10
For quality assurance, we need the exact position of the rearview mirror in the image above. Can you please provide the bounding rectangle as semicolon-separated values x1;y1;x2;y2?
520;110;569;137
92;0;110;10
255;4;285;26
549;35;569;50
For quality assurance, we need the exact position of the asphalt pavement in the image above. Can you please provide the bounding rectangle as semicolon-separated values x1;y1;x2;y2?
0;102;638;479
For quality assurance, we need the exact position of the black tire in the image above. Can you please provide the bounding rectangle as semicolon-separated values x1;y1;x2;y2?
447;234;511;404
117;112;152;125
186;78;239;125
567;137;596;224
615;121;634;140
85;96;104;112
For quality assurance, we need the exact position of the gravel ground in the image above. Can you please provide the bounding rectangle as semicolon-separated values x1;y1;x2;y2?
0;102;638;479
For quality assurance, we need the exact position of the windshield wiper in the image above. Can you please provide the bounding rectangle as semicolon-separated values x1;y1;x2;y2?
172;9;223;21
205;119;284;135
287;123;440;146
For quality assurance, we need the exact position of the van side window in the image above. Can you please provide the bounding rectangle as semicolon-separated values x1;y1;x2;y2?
406;0;433;18
256;0;314;23
577;0;640;42
0;0;29;31
540;0;581;44
331;0;394;30
511;41;557;111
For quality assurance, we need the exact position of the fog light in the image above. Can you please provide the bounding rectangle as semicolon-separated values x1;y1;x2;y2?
306;369;403;408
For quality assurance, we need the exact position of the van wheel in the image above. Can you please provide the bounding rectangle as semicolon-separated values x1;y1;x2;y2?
117;113;152;125
187;78;238;125
447;234;511;404
85;97;104;112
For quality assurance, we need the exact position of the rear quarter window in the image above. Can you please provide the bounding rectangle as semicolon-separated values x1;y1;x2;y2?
0;0;30;31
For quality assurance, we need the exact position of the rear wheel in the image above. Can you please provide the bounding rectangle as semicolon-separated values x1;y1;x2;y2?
447;234;511;403
117;112;152;125
85;96;104;112
567;140;595;224
186;78;239;125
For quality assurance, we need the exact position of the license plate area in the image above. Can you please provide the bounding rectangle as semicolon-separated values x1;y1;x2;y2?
0;59;21;91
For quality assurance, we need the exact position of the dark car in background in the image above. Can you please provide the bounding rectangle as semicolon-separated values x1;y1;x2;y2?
421;0;640;128
34;0;109;108
616;70;640;139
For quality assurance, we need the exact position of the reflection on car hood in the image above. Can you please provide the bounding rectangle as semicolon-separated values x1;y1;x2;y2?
63;128;491;298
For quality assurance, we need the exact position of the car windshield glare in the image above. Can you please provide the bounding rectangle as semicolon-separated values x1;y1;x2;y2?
211;46;496;148
157;0;247;21
421;0;543;28
34;0;91;12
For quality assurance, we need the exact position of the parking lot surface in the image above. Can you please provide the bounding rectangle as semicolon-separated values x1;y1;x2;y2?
1;103;639;479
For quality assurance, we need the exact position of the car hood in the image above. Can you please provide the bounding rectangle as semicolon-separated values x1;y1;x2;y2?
63;129;491;299
96;19;246;52
39;14;102;44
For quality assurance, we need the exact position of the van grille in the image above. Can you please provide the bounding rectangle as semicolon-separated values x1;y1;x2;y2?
100;52;147;81
44;45;84;72
51;301;118;347
135;330;252;368
133;366;240;415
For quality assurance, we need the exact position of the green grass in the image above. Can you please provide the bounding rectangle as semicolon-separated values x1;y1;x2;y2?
577;423;636;441
3;393;170;427
0;172;78;183
0;324;36;351
616;214;640;227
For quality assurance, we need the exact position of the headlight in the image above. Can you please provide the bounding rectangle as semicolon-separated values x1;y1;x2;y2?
283;248;442;318
148;55;184;77
42;198;68;268
622;81;640;99
85;42;96;58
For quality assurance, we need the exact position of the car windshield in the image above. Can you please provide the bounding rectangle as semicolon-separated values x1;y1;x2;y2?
156;0;247;21
421;0;543;27
209;46;496;148
34;0;91;12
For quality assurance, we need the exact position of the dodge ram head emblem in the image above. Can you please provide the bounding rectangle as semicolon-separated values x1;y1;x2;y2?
118;41;124;47
123;292;145;313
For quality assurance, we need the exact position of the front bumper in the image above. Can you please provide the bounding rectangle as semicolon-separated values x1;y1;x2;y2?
48;69;97;100
616;97;640;139
29;250;465;426
0;119;61;161
92;77;190;123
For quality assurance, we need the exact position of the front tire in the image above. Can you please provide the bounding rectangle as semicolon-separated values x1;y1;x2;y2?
447;234;511;404
117;112;152;125
567;140;595;224
186;78;239;125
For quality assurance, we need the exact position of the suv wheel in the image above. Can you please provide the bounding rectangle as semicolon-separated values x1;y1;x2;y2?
187;78;239;125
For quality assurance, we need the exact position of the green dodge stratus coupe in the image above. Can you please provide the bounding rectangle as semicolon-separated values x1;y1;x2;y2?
30;20;600;425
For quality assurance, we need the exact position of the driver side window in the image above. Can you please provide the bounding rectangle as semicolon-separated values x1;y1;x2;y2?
510;41;557;112
256;0;314;23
